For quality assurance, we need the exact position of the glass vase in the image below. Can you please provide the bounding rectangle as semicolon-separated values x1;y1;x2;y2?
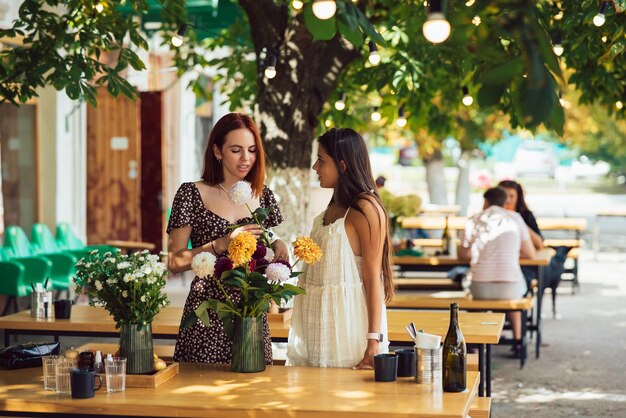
119;322;154;374
231;316;265;373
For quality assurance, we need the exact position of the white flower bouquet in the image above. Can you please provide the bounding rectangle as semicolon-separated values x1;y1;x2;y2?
74;250;170;328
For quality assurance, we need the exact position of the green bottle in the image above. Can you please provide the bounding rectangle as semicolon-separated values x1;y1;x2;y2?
442;302;466;392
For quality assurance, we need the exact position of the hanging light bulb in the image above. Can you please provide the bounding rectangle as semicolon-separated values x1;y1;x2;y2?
334;92;346;111
312;0;337;20
368;41;381;66
423;0;451;44
324;119;332;128
553;33;564;56
371;106;382;122
462;86;473;106
616;101;624;110
171;24;187;47
465;0;475;6
602;36;608;43
264;53;277;79
292;0;304;10
94;1;104;13
396;107;407;128
593;2;609;27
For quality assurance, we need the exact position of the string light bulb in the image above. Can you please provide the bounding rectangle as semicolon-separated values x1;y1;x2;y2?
312;0;337;20
334;92;346;111
371;106;382;122
264;53;277;79
423;0;451;44
94;1;104;13
396;107;407;127
292;0;304;10
593;2;609;27
553;33;564;56
368;41;381;66
171;24;187;47
462;86;473;106
616;101;624;110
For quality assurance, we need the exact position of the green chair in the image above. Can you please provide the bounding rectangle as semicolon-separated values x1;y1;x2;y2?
4;225;75;293
55;222;117;258
0;247;51;315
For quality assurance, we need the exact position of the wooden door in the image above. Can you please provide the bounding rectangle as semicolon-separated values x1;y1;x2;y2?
139;91;165;252
86;89;141;244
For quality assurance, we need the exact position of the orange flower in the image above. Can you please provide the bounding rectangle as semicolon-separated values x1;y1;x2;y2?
228;232;258;267
292;236;323;264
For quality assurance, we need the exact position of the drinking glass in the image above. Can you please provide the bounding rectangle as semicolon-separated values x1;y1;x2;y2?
42;355;62;391
105;357;127;393
55;359;73;395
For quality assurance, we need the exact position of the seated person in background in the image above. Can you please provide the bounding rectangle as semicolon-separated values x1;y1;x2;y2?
458;187;535;356
498;179;570;313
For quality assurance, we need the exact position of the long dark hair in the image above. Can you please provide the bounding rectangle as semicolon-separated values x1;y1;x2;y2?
317;128;395;302
202;113;266;196
498;180;531;216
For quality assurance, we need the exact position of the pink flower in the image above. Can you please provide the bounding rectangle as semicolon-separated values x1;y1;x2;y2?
274;259;291;270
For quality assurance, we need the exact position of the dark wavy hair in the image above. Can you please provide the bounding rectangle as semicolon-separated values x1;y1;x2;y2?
202;113;266;196
317;128;395;302
498;180;531;216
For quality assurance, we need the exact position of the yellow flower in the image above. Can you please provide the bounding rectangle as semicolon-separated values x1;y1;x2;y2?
292;236;323;264
228;232;257;266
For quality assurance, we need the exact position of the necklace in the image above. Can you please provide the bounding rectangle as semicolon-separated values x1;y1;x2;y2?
218;183;229;194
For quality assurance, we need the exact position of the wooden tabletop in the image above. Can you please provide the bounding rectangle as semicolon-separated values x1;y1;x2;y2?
388;291;533;312
0;364;479;418
596;209;626;217
402;215;587;232
0;306;503;345
105;240;156;251
394;248;552;267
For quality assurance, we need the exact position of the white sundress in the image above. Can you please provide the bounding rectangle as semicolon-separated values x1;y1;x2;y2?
286;208;389;368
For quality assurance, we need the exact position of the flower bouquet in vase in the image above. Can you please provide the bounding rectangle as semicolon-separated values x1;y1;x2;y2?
74;250;170;374
182;181;322;373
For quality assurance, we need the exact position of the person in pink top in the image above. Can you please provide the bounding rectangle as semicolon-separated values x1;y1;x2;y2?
458;187;535;356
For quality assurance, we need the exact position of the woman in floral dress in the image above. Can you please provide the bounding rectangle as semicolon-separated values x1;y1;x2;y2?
167;113;288;364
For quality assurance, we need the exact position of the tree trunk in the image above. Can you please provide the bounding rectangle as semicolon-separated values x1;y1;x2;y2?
454;150;471;216
424;151;447;205
239;0;360;169
267;167;313;244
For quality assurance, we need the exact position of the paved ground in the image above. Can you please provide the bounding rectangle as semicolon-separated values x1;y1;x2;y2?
490;249;626;417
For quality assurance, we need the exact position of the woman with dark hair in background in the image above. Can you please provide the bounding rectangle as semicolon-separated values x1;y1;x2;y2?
287;128;394;369
167;112;289;364
498;180;570;317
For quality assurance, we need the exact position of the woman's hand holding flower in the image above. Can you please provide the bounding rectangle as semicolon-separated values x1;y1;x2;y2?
271;239;289;262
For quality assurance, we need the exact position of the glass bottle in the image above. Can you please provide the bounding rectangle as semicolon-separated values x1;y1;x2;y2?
442;302;466;392
441;216;450;255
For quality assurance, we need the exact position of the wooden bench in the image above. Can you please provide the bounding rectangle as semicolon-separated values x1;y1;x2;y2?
469;396;492;418
394;277;462;291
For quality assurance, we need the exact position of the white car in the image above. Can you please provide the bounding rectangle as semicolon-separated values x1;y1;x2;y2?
513;141;559;178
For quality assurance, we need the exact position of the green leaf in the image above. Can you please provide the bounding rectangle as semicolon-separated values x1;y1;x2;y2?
547;101;565;136
281;283;306;295
478;58;523;85
337;13;363;47
518;70;556;128
353;7;384;45
477;84;507;107
180;311;198;329
303;3;337;41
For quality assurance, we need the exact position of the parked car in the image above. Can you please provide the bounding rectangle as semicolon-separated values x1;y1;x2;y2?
513;141;559;178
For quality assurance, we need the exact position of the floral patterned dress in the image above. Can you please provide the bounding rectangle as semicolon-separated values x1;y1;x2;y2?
167;182;283;364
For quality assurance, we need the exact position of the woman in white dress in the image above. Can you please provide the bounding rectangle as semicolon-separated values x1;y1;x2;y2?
287;128;395;369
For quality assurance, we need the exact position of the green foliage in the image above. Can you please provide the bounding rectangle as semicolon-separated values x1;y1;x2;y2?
74;250;170;329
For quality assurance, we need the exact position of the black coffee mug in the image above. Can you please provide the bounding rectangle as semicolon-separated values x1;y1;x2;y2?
395;348;416;377
54;299;72;319
374;353;398;382
70;368;102;399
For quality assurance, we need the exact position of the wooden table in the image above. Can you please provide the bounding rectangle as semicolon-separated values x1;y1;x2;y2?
105;240;156;253
0;363;480;418
0;306;502;398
